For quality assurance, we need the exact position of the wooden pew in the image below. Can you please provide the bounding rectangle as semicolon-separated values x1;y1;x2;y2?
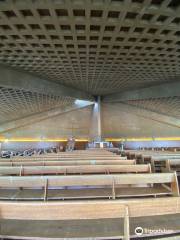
126;151;180;165
106;147;120;154
0;173;178;200
124;150;139;160
18;151;116;158
143;154;180;165
157;159;180;176
11;150;118;158
30;153;116;158
124;150;156;160
118;150;180;174
148;156;180;172
0;164;151;176
1;156;127;162
124;150;180;163
0;197;179;240
0;197;179;220
124;150;157;162
0;159;134;166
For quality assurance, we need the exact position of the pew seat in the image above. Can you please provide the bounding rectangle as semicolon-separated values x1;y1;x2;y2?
0;185;172;201
0;173;178;201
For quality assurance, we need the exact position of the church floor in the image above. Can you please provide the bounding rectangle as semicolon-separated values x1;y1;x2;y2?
0;214;179;239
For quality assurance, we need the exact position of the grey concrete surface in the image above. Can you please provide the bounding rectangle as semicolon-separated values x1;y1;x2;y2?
0;101;93;134
0;65;93;101
0;214;179;239
103;81;180;102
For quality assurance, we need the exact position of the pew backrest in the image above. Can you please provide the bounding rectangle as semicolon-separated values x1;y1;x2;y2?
0;159;135;166
0;164;150;176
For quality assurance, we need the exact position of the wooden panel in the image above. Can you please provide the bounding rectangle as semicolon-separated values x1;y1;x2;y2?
0;173;175;188
0;197;179;220
0;160;135;166
171;173;179;196
168;159;180;165
125;151;180;159
0;156;126;162
13;153;116;159
27;155;117;158
152;156;180;161
0;164;150;175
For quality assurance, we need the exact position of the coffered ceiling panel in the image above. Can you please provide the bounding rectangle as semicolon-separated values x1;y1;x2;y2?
0;0;179;95
0;86;74;124
126;96;180;119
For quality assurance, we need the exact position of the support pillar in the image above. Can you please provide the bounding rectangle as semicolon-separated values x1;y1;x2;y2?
90;96;102;142
97;96;102;142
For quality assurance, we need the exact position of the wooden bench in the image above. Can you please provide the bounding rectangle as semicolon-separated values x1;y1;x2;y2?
124;150;154;162
2;156;127;161
0;164;151;176
127;152;180;173
0;197;179;240
126;152;180;165
22;151;116;158
124;150;153;160
124;151;180;174
0;173;178;201
0;159;134;166
166;159;180;175
155;159;180;176
30;154;117;158
124;150;180;164
143;154;180;165
147;156;180;172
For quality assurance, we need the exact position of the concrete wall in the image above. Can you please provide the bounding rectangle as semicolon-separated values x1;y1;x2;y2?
2;103;180;140
102;103;180;138
5;106;92;139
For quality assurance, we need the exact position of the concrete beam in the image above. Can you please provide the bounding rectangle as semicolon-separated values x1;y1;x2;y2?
103;81;180;102
0;100;93;133
0;64;93;101
107;102;180;129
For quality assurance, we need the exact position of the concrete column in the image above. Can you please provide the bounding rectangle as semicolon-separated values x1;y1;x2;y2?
97;96;102;141
90;96;102;141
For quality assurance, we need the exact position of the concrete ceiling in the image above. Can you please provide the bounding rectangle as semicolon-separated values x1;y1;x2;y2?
0;0;179;95
0;0;179;137
0;86;75;124
125;97;180;119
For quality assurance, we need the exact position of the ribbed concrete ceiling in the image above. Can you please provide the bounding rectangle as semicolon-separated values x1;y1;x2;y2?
0;0;179;95
0;87;74;124
126;97;180;119
0;0;179;134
